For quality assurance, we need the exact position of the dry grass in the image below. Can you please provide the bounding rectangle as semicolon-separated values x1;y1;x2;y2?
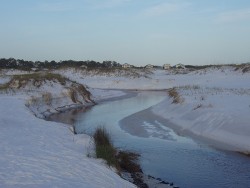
242;66;250;73
67;84;93;104
234;64;250;73
168;88;183;104
74;84;91;101
80;67;152;78
26;96;39;106
67;89;77;103
26;93;53;107
12;73;67;86
42;92;52;105
1;73;68;90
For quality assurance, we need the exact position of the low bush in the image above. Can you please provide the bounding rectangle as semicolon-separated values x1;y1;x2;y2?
168;88;182;104
93;127;142;174
93;127;118;167
117;151;142;173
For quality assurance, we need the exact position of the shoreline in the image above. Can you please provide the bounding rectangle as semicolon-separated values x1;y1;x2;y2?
45;88;250;188
46;89;138;126
151;105;250;154
120;102;250;156
46;89;177;188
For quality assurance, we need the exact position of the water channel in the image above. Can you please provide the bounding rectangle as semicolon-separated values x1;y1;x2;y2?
48;91;250;188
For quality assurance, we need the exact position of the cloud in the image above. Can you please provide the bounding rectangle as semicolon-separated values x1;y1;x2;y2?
216;8;250;23
142;2;190;17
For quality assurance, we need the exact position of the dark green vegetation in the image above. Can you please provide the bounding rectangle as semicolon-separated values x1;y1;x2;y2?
93;127;117;167
93;127;142;170
1;57;250;73
0;58;121;70
117;151;142;174
93;127;148;187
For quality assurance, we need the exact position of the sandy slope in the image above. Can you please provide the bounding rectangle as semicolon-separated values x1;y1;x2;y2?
152;87;250;153
0;72;135;187
0;96;135;188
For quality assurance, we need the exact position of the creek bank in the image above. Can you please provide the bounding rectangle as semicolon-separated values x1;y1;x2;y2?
47;90;177;188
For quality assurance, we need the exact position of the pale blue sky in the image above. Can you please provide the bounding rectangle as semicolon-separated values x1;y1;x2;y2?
1;0;250;66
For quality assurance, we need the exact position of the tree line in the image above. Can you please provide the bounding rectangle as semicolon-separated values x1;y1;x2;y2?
0;58;121;70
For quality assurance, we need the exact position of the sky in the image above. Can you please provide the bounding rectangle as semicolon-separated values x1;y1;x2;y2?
0;0;250;66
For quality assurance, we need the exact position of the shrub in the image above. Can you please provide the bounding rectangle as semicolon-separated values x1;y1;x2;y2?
168;88;182;104
93;127;147;187
117;151;142;173
93;127;117;167
93;127;141;172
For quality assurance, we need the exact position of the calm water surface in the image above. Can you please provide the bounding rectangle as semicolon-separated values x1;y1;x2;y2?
49;91;250;188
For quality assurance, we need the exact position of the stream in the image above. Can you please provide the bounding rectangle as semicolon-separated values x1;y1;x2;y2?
48;91;250;188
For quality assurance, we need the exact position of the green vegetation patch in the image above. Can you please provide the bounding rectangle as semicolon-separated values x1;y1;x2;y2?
117;151;142;173
93;127;142;173
93;127;118;167
93;127;147;187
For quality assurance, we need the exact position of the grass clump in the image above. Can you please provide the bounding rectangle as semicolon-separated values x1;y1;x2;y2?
93;127;142;173
117;151;142;173
42;92;52;105
93;127;146;187
168;88;182;104
93;127;117;167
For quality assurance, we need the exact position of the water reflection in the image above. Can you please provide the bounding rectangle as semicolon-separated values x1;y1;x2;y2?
47;107;91;125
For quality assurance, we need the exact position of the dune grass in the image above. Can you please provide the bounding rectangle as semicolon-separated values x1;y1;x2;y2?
93;127;141;174
168;88;182;104
93;127;118;167
12;73;68;86
0;73;69;91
